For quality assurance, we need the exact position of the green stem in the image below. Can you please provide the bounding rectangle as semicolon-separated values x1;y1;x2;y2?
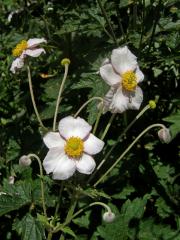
27;154;47;217
94;123;166;187
97;0;118;46
27;66;46;130
64;201;111;226
59;191;77;240
53;64;69;131
96;105;150;171
54;182;64;217
92;106;103;135
74;97;103;118
47;232;53;240
101;113;116;140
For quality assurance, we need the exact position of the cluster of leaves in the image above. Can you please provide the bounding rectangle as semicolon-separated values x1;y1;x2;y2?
0;0;179;239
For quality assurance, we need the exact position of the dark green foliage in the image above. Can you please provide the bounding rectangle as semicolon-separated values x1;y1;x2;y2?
0;0;179;239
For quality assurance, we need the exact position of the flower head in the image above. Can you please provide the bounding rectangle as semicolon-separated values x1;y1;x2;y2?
10;38;47;74
100;46;144;113
103;211;116;223
43;116;104;180
158;127;171;144
19;155;32;167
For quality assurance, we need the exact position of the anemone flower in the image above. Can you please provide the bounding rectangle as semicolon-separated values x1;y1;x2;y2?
10;38;47;73
43;116;104;180
100;46;144;113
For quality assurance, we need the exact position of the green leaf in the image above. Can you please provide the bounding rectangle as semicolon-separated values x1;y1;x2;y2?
163;110;180;138
0;181;31;216
61;226;77;238
112;185;135;199
73;210;91;229
13;213;45;240
155;197;173;219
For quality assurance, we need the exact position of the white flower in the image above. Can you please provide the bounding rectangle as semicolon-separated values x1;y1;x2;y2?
10;38;47;74
103;211;116;223
8;176;15;184
43;116;104;180
100;46;144;113
158;127;171;144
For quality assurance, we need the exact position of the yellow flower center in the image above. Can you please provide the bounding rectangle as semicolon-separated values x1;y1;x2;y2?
122;71;137;91
64;137;84;158
12;40;28;57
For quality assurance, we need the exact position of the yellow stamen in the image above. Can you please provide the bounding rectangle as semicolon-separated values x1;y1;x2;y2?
61;58;71;66
65;137;84;158
12;40;28;57
122;71;137;91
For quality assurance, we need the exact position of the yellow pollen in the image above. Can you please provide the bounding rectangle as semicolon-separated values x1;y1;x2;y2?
65;137;84;158
12;40;28;57
122;71;137;91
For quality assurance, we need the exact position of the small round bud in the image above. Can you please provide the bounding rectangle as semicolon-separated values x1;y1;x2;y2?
9;176;15;184
103;211;116;223
158;128;171;144
19;155;32;166
149;100;156;109
61;58;71;66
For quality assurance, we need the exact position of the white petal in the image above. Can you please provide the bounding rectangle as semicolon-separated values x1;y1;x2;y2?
27;38;47;48
110;86;143;113
135;66;144;83
43;132;65;149
43;147;64;174
52;154;76;180
101;87;117;113
76;154;96;174
109;87;130;113
111;46;137;74
25;48;46;57
128;86;143;110
100;64;120;86
10;57;24;74
84;134;104;155
58;116;92;140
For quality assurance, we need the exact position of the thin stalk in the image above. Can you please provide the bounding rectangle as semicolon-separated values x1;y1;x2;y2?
87;105;150;185
59;191;77;240
53;64;69;131
92;106;103;135
97;0;118;46
97;104;150;171
94;123;166;187
28;154;47;216
147;0;162;54
54;182;64;217
27;66;46;130
64;202;111;226
101;113;116;140
74;97;103;118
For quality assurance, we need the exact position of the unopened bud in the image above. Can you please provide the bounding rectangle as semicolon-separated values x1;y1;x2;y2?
158;127;171;144
149;100;156;109
19;155;32;166
9;176;15;184
103;211;115;223
61;58;70;66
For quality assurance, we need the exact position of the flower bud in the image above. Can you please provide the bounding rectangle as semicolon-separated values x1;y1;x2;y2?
61;58;71;66
103;211;115;223
19;155;32;166
149;100;156;109
158;128;171;144
9;176;15;184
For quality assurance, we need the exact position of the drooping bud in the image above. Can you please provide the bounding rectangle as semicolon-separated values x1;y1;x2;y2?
8;176;15;184
158;127;171;144
19;155;32;166
103;211;116;223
